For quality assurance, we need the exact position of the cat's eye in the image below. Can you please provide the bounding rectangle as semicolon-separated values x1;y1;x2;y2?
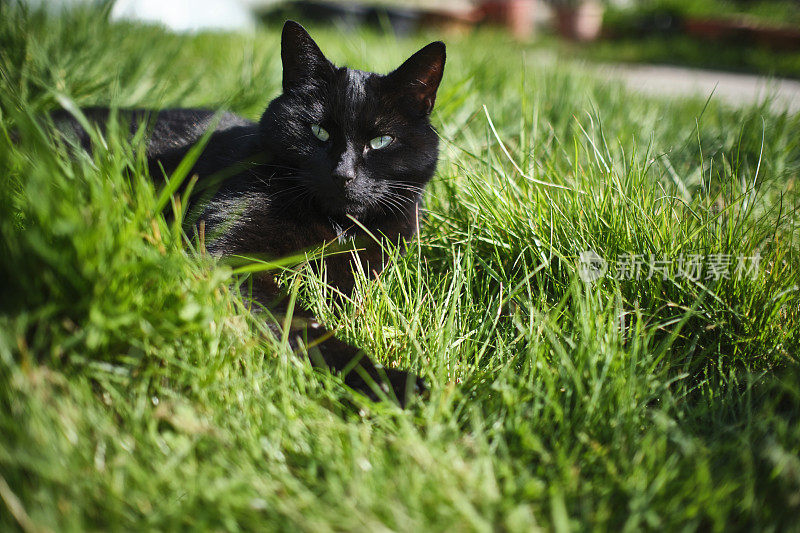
369;135;393;150
311;124;329;142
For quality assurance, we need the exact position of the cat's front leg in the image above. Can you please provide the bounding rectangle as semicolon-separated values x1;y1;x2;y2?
293;318;427;407
248;276;427;405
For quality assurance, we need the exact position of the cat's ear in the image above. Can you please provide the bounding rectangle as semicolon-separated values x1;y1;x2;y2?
388;41;446;115
281;20;330;92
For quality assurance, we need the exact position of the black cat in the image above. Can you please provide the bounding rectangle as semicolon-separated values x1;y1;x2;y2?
51;21;445;405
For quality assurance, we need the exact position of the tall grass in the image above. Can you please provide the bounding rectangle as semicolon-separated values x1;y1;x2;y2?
1;5;799;530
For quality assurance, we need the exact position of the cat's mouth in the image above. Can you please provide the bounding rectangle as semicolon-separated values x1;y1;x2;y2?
317;195;368;219
304;179;371;218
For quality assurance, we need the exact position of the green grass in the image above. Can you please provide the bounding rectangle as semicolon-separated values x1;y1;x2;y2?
578;0;800;79
617;0;800;26
558;34;800;80
2;5;800;531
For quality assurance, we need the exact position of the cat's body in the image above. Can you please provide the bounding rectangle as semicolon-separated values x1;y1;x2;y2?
51;21;445;404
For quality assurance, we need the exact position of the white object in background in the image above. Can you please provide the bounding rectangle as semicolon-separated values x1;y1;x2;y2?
110;0;256;32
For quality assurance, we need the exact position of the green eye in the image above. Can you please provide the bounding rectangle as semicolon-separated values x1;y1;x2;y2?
369;135;393;150
311;124;329;141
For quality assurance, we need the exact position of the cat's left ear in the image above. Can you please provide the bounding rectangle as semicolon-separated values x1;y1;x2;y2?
388;41;446;115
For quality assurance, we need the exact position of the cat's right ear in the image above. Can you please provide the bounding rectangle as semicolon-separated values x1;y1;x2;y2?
281;20;330;92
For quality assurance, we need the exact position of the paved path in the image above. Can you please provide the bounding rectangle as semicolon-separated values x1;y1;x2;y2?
598;63;800;114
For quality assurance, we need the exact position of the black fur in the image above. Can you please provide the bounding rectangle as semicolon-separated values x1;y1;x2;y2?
51;21;445;405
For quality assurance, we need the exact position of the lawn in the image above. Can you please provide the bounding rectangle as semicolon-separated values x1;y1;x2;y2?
1;5;800;531
560;34;800;80
575;0;800;80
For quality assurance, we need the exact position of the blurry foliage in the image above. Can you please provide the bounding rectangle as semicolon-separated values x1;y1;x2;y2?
584;0;800;77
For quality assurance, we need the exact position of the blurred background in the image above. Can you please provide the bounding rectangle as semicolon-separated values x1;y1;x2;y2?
31;1;800;48
22;0;800;110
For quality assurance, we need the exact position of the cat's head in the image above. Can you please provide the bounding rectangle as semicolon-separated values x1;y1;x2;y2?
259;20;445;221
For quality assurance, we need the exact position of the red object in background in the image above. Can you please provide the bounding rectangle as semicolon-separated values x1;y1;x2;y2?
685;17;800;50
554;1;604;42
477;0;536;39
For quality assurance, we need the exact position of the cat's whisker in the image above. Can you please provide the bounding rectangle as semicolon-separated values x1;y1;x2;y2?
391;184;441;203
377;195;412;221
214;156;304;174
388;181;426;192
385;185;427;200
383;192;416;207
386;182;422;190
230;133;261;142
388;181;425;191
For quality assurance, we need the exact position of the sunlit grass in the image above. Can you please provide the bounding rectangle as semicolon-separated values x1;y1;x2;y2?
1;5;799;530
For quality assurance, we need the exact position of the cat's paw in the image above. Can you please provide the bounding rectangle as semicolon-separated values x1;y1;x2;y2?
311;336;427;406
380;366;429;407
344;364;428;407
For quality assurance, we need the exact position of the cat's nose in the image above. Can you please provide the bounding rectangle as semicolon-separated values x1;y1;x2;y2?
332;149;357;189
332;171;355;189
